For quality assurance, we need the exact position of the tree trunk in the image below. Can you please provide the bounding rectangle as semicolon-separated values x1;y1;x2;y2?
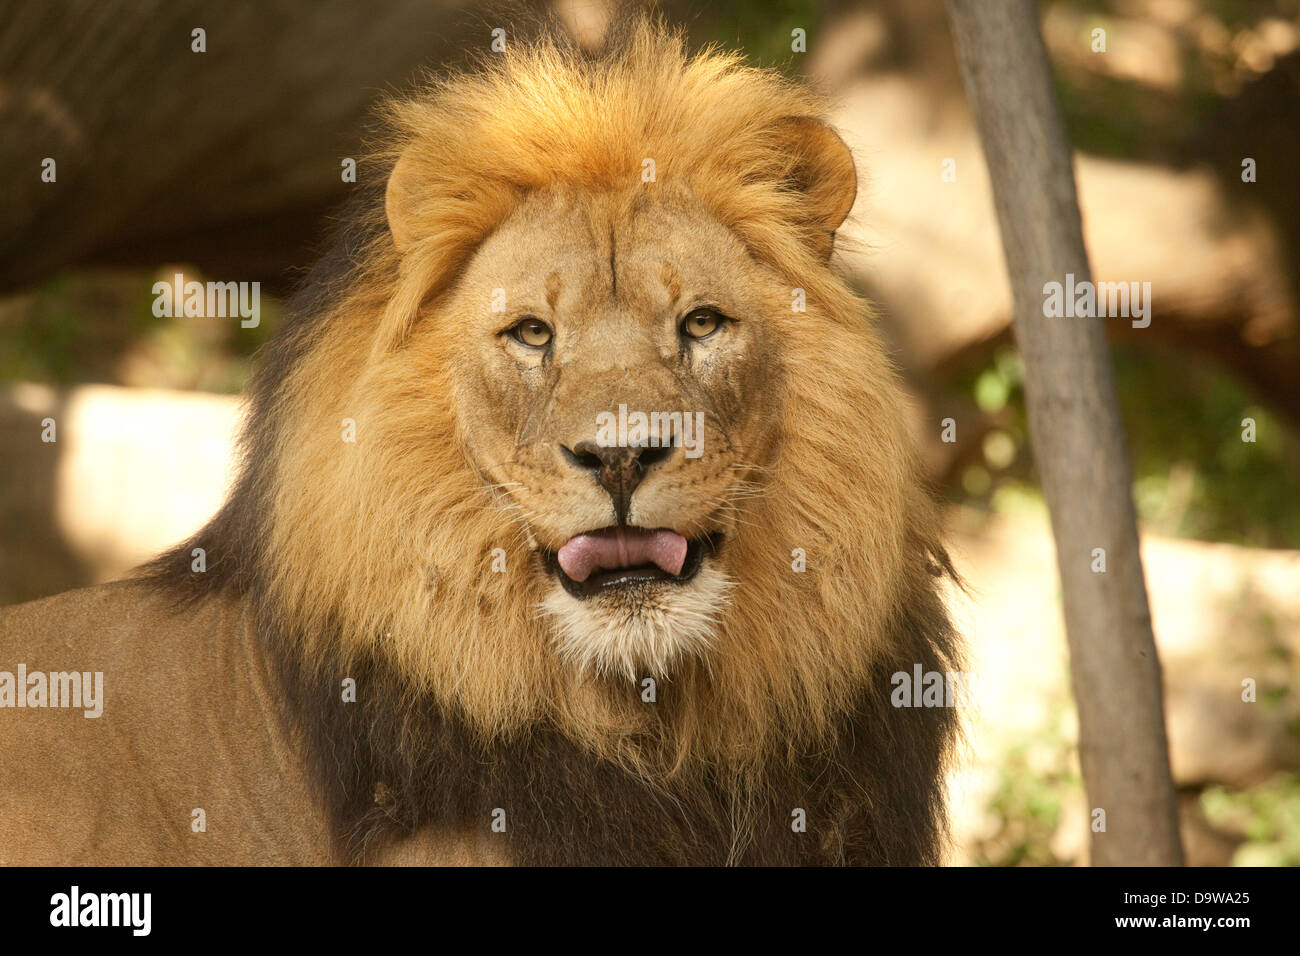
944;0;1184;865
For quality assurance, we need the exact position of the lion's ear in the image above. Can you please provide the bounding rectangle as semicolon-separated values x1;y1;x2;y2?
772;117;857;258
385;152;418;253
376;151;432;351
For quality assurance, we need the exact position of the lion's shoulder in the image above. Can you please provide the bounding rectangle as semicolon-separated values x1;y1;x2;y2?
0;582;332;864
2;579;151;643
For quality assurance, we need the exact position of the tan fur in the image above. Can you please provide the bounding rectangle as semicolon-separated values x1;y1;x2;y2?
0;582;334;864
0;581;514;864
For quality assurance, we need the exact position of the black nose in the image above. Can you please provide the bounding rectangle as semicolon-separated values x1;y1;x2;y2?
562;440;672;525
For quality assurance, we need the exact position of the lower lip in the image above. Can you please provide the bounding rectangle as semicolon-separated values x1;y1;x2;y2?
545;534;721;600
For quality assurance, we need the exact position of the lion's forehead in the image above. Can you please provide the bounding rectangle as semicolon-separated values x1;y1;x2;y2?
465;187;763;320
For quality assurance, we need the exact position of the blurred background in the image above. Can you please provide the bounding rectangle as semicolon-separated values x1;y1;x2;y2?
1;0;1297;864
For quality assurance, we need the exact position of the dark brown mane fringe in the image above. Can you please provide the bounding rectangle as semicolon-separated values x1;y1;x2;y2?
268;564;959;866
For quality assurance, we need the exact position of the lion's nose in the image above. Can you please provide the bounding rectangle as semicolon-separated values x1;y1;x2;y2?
562;440;672;525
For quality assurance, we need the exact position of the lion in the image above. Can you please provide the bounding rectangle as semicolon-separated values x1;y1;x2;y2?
0;16;959;865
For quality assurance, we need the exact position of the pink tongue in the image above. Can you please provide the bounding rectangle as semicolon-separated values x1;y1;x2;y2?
557;528;689;583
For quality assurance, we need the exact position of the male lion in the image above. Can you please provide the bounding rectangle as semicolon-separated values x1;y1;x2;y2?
0;18;959;865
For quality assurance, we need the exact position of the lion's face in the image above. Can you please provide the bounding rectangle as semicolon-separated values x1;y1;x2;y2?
439;186;783;678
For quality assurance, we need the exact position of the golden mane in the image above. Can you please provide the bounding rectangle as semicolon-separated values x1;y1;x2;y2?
166;17;955;781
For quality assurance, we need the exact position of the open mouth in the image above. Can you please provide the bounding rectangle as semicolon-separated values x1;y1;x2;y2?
543;527;721;599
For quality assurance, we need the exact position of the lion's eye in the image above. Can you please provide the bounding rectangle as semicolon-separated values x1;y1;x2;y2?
508;317;553;348
681;308;722;340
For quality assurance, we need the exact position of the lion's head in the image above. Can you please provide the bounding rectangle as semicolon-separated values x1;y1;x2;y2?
167;19;953;781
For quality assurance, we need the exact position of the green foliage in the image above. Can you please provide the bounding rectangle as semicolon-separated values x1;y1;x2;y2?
1114;344;1300;548
0;270;281;394
1201;773;1300;866
0;276;84;383
974;716;1082;867
954;342;1300;548
706;0;819;71
1047;0;1269;160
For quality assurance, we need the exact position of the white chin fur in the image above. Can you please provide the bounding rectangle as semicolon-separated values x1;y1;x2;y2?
542;563;733;680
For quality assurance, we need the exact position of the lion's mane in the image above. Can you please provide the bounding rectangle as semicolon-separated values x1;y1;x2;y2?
148;15;961;865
